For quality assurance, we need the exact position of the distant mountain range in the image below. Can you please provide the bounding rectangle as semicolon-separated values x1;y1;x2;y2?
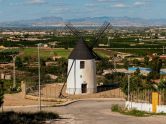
1;16;166;27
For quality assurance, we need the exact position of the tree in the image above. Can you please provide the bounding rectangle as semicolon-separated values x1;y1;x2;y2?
147;71;160;80
15;57;23;68
120;70;151;95
134;68;140;75
123;58;129;69
96;58;113;74
40;58;46;67
158;79;166;89
104;72;125;84
150;56;162;73
132;59;140;66
144;56;149;66
56;58;67;76
120;75;144;95
148;56;162;79
23;56;30;65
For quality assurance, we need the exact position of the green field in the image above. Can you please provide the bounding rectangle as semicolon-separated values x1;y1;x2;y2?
20;48;109;59
21;48;71;59
113;48;163;56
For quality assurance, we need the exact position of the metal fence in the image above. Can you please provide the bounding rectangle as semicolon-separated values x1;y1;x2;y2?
26;83;125;99
25;82;166;105
130;89;166;105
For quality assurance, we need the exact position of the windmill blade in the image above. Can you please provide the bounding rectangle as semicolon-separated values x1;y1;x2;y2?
90;22;110;49
59;59;76;98
92;50;102;60
65;23;82;38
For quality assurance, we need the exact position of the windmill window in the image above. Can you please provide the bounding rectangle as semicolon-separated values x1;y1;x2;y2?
80;61;85;69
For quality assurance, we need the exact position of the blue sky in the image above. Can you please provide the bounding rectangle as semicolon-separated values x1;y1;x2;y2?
0;0;166;22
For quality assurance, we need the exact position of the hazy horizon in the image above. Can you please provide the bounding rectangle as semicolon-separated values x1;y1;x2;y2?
0;0;166;22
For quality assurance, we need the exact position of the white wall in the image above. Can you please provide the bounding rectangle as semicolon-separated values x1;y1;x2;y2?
157;105;166;113
126;101;152;112
126;101;166;113
66;59;96;94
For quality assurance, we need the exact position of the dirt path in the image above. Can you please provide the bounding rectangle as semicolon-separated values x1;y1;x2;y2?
4;93;57;106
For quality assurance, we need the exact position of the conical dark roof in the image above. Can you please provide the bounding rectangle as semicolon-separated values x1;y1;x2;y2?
69;39;95;60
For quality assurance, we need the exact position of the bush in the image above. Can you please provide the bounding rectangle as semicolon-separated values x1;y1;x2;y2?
0;111;59;124
126;109;148;117
9;86;21;93
111;104;152;117
111;104;123;112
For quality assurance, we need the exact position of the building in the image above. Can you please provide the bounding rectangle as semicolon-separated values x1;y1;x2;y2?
66;39;97;94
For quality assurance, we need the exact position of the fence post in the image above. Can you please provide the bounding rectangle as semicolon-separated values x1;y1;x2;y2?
152;92;159;113
21;81;26;98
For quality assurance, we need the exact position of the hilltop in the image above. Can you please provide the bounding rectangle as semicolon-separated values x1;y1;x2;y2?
1;16;166;27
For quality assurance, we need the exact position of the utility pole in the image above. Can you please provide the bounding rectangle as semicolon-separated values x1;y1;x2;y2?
107;36;111;47
127;74;130;109
38;43;41;111
13;56;16;88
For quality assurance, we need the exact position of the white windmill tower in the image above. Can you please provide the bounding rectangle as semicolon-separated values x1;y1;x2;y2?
59;22;110;96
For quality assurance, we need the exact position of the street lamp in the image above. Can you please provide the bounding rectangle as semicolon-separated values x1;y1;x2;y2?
126;73;131;110
37;43;42;111
10;55;17;89
127;74;130;102
107;36;111;47
13;56;16;88
12;44;24;88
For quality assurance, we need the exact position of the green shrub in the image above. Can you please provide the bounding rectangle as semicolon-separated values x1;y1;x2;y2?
125;109;148;117
111;104;123;112
0;111;59;124
9;86;21;93
111;104;155;117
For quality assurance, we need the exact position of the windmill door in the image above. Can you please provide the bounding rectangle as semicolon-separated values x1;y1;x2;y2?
81;84;87;93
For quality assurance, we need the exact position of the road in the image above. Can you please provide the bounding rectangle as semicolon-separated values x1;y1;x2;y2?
4;99;166;124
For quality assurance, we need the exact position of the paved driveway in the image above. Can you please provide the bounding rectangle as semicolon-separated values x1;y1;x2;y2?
4;99;166;124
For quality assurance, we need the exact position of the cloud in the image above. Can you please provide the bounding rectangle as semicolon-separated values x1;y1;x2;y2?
96;0;116;2
49;7;70;14
113;3;128;8
28;0;46;4
85;3;96;7
134;1;146;6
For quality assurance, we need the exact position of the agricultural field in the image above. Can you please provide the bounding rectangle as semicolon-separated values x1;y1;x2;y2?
21;48;71;59
20;47;110;59
112;48;164;56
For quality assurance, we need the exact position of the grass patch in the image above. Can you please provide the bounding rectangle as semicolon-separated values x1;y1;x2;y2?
21;48;71;59
0;111;59;124
111;104;166;117
124;109;150;117
21;47;109;59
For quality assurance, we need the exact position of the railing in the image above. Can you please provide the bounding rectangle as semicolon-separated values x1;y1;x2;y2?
24;82;166;105
26;83;125;99
130;89;166;105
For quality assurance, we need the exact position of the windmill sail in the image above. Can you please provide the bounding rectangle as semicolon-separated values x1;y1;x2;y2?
59;59;76;98
90;22;110;49
59;22;110;97
65;23;82;38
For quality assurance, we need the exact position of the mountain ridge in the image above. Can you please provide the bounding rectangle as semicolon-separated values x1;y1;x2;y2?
1;16;166;27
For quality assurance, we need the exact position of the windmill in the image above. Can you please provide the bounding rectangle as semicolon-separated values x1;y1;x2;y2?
59;22;110;97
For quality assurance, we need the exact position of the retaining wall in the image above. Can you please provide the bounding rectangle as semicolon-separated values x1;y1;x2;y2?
125;101;166;113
